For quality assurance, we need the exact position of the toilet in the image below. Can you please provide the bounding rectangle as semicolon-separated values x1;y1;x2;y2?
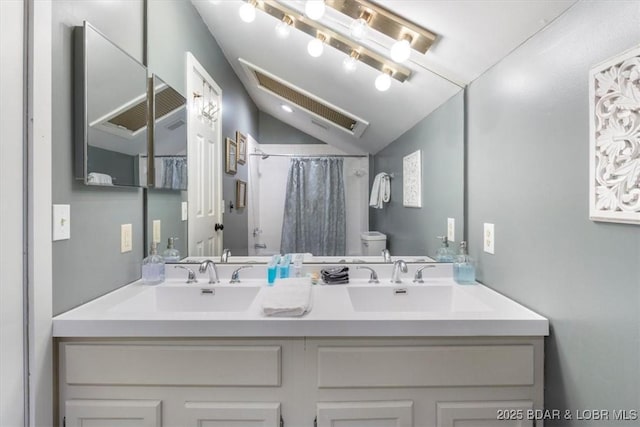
360;231;387;256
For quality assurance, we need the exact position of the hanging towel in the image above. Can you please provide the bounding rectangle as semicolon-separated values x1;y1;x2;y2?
369;172;390;209
261;280;313;317
87;172;113;186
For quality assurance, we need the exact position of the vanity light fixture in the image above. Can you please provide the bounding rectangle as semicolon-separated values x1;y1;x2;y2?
342;50;359;73
275;15;294;38
305;0;326;20
281;104;294;113
349;10;372;40
239;0;257;23
307;34;326;58
390;34;413;63
375;69;392;92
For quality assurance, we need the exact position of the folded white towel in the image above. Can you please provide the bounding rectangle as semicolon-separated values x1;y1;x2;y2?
261;280;312;317
369;172;390;209
87;172;113;186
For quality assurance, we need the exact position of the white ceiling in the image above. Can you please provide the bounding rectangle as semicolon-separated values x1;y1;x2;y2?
192;0;576;154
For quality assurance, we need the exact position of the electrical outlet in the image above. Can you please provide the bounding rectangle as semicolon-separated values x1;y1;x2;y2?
447;218;455;242
484;223;495;254
181;202;188;221
152;220;161;243
52;204;71;241
121;224;132;253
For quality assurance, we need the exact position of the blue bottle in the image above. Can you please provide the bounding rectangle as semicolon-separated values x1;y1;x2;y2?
267;255;280;285
435;236;455;262
453;241;476;284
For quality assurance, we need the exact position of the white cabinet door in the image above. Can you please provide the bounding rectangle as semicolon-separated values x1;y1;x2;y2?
65;400;161;427
185;402;281;427
437;401;534;427
316;401;413;427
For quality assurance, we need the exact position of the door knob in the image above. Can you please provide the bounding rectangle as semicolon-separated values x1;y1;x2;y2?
215;223;224;231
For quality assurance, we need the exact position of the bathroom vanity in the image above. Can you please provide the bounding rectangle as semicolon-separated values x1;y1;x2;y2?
54;263;547;427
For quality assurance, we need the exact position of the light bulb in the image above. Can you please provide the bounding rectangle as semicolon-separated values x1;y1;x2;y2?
281;104;293;113
305;0;325;20
239;2;256;23
390;37;412;63
343;51;359;73
307;38;324;57
275;21;291;38
349;17;368;40
375;72;392;92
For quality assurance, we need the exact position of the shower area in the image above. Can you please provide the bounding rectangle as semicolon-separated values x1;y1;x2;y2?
247;143;369;256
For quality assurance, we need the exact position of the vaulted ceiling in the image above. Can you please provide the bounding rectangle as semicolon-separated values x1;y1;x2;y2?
192;0;576;154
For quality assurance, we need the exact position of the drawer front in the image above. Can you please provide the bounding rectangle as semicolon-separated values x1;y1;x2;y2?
65;344;281;386
318;345;533;388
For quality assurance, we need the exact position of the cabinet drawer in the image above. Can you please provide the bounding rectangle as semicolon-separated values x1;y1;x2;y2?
318;345;533;388
65;344;281;386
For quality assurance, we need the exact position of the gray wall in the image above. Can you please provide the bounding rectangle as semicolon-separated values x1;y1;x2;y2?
52;1;145;315
371;91;464;258
258;111;326;145
466;1;640;423
148;0;258;256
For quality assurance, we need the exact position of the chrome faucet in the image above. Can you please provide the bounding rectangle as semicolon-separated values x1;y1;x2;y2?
381;249;391;263
391;260;408;284
413;264;436;283
199;260;219;284
356;266;379;283
174;265;197;284
230;265;253;283
221;248;231;263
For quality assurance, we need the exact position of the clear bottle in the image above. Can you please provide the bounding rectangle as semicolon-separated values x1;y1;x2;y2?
453;241;476;284
162;237;180;263
435;236;455;262
142;242;165;284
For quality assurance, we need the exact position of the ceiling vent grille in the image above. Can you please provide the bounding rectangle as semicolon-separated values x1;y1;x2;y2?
254;71;357;132
108;99;147;133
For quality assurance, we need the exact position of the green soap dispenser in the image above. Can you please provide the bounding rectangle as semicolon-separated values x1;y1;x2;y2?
162;237;180;262
435;236;455;262
453;241;476;284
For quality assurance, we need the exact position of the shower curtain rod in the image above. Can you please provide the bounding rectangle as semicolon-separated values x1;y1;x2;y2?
249;153;368;158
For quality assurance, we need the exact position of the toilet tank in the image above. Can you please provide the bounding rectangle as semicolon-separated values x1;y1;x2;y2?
361;231;387;256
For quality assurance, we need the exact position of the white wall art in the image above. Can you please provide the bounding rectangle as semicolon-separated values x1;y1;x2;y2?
403;150;422;208
589;45;640;224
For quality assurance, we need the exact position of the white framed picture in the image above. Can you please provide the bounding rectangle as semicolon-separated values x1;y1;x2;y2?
589;44;640;224
403;150;422;208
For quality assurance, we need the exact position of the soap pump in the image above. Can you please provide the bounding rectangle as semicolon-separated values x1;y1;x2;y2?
142;242;165;284
453;241;476;284
435;236;455;262
162;237;180;262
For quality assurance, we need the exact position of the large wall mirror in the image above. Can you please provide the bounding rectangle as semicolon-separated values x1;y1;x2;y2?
145;1;465;263
74;21;149;187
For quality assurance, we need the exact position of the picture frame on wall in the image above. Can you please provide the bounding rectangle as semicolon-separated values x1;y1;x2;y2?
225;138;237;174
236;179;247;209
236;131;247;165
403;149;422;208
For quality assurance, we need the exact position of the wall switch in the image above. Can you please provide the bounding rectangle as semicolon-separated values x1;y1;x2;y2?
52;204;71;241
447;218;455;242
484;223;495;254
181;202;188;221
121;224;132;253
152;220;161;243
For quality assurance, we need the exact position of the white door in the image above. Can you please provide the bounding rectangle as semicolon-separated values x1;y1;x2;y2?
186;52;223;256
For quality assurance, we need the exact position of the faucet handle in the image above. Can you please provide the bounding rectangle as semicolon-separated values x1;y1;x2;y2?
174;265;197;283
230;265;253;283
413;264;435;283
356;266;379;284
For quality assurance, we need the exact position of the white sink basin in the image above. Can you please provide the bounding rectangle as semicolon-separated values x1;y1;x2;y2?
111;285;261;313
347;285;491;313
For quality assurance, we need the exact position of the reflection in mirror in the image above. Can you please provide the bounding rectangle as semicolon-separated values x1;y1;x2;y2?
74;21;148;187
146;1;464;262
145;75;188;258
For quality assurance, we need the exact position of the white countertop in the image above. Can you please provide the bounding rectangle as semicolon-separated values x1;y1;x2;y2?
53;264;548;338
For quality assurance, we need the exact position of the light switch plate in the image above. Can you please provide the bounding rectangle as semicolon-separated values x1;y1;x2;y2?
447;218;455;242
484;223;495;254
121;224;132;253
152;220;161;243
181;202;188;221
52;204;71;241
